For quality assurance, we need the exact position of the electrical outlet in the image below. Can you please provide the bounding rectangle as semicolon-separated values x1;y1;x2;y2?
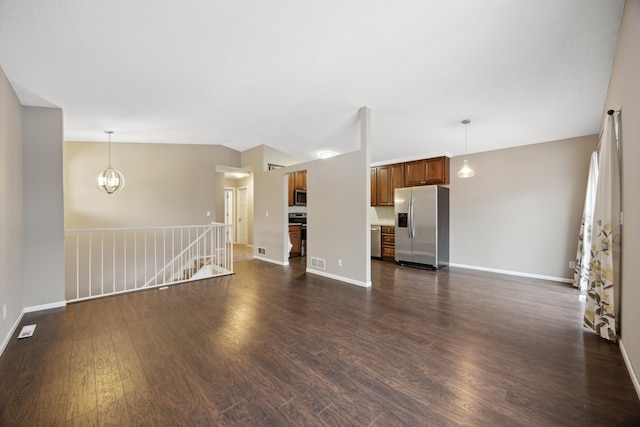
338;259;342;267
569;261;576;269
2;304;6;320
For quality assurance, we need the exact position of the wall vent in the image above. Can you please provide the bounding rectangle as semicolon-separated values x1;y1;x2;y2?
311;257;326;270
258;247;266;255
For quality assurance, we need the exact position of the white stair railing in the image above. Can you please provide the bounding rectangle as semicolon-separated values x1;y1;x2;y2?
64;224;233;303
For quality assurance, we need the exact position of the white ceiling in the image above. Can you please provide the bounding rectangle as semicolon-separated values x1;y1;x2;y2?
0;0;624;164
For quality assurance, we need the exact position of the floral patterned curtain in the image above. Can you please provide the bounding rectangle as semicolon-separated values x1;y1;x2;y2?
573;151;598;290
583;112;621;341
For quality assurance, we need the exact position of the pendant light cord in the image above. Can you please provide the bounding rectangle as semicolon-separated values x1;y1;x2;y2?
461;119;470;155
105;130;113;167
464;123;468;154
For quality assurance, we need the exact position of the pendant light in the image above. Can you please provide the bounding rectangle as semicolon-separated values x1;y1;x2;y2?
97;131;125;194
457;119;475;178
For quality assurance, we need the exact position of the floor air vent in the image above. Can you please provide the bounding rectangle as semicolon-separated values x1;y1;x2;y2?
18;324;36;339
311;257;326;270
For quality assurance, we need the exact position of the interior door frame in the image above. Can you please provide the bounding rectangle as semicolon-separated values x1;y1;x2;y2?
224;187;235;243
237;186;249;245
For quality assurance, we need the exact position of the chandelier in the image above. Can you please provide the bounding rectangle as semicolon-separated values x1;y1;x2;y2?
97;131;125;194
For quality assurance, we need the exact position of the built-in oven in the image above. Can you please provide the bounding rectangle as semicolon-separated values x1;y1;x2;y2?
294;189;307;206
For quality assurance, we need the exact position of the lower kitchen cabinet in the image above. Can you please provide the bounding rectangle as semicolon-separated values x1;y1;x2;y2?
289;224;302;257
381;226;395;260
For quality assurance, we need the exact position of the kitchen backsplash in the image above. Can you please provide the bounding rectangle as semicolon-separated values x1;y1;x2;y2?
371;206;395;226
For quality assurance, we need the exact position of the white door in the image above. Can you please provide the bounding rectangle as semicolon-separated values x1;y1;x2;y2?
237;187;249;245
224;188;234;242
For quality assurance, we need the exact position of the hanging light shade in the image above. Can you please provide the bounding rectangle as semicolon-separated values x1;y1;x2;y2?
97;131;125;194
457;119;475;178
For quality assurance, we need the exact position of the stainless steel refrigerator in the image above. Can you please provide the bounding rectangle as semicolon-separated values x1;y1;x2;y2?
394;185;449;270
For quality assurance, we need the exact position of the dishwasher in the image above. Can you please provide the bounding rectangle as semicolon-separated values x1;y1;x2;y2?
371;225;382;259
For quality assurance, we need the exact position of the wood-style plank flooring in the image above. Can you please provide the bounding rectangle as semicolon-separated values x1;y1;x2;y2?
1;257;639;426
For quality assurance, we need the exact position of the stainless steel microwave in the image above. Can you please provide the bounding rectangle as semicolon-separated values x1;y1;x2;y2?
294;189;307;206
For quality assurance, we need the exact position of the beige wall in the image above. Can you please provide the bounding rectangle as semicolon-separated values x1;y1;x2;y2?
450;135;596;280
604;0;640;391
0;66;24;351
22;107;65;307
0;70;65;354
245;109;371;286
64;142;241;229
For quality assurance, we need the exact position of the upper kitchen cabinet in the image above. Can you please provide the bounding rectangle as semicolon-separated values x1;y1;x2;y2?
404;156;450;186
288;173;295;206
288;170;307;206
370;168;377;206
294;171;307;190
376;165;391;205
371;163;404;206
390;163;405;196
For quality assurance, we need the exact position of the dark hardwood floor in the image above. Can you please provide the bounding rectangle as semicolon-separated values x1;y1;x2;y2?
1;257;639;426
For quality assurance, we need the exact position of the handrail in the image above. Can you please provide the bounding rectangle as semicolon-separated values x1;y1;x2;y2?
142;226;211;288
64;224;233;303
66;224;226;233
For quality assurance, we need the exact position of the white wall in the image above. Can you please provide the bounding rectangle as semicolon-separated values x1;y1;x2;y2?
0;66;24;353
22;107;65;308
450;135;596;280
604;0;640;393
64;142;241;228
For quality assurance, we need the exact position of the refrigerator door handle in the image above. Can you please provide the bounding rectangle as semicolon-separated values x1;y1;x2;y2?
409;196;415;238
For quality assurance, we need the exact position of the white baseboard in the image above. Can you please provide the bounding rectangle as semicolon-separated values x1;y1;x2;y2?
448;263;572;284
23;300;66;313
620;339;640;400
253;255;288;266
0;311;25;358
306;268;371;288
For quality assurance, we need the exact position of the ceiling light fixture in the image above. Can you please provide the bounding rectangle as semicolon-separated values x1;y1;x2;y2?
457;119;475;179
320;151;336;159
97;131;125;194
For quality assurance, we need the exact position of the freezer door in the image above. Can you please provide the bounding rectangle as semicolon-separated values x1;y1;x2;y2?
394;187;412;263
411;186;437;265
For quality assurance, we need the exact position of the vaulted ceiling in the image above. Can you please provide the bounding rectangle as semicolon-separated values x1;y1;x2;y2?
0;0;624;164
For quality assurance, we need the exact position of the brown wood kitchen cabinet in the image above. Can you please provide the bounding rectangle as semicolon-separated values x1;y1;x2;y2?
376;165;392;206
381;226;395;260
404;156;450;186
288;224;301;257
371;163;405;206
389;163;404;201
370;168;377;206
371;157;448;206
294;171;306;190
288;170;307;206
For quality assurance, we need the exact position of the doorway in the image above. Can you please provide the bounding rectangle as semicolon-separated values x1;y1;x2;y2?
237;187;249;245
